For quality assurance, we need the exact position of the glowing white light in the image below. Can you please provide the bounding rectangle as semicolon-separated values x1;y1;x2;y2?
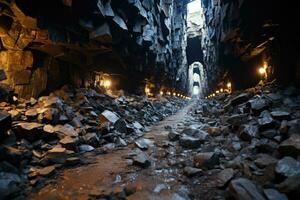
187;0;201;13
193;86;199;95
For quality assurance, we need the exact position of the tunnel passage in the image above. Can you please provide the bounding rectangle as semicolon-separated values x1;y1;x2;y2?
188;61;207;97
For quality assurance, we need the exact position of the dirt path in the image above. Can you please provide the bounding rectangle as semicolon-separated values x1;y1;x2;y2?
28;101;197;200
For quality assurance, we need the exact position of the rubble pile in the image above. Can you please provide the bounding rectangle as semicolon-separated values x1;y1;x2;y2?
0;86;186;199
170;83;300;199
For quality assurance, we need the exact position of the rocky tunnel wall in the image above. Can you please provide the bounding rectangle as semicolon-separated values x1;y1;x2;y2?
0;0;189;99
193;0;300;92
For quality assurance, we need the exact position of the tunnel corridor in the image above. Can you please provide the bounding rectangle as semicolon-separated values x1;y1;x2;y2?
0;0;300;200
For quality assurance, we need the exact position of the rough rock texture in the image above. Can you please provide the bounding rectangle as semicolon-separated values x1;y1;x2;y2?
0;0;189;98
197;0;299;89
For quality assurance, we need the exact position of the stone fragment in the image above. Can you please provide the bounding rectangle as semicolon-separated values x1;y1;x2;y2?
82;133;99;147
207;127;222;136
279;120;288;134
179;135;202;149
194;152;220;169
258;111;275;130
47;147;68;164
54;124;78;138
25;108;38;118
230;93;250;106
216;168;234;188
239;124;259;141
37;166;56;177
114;119;127;133
228;178;266;200
59;136;77;150
134;138;153;150
13;122;43;142
278;134;300;157
131;149;151;168
277;173;300;197
263;189;288;200
79;145;95;152
99;110;119;124
275;157;300;178
227;114;248;127
248;98;269;114
133;121;143;130
183;166;202;177
260;129;277;139
270;111;290;120
254;154;277;169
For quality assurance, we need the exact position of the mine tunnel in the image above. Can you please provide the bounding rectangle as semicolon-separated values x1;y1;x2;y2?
0;0;300;199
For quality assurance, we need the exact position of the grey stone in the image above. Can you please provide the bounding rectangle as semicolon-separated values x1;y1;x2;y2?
228;178;266;200
277;173;300;197
183;166;202;177
0;172;22;199
79;144;95;152
132;149;151;168
275;157;300;178
254;154;277;169
216;168;234;188
278;134;300;157
230;93;250;106
179;135;202;149
100;110;120;124
227;114;248;126
270;111;290;120
263;189;288;200
134;138;153;150
258;111;275;130
239;124;259;141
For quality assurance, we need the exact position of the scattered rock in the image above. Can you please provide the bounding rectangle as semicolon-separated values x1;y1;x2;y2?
263;189;288;200
248;98;269;115
79;145;95;152
207;127;222;136
99;110;119;124
153;183;168;193
230;93;250;106
216;168;234;188
258;111;275;131
194;152;220;169
228;178;266;200
227;114;248;127
254;154;277;169
277;173;300;197
278;134;300;157
183;166;202;177
275;157;300;178
37;166;56;177
131;149;151;168
134;138;153;150
179;135;202;149
270;111;290;120
239;124;259;141
14;122;44;142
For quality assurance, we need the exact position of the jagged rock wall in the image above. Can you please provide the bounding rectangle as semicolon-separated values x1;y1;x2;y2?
0;0;188;98
198;0;299;89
